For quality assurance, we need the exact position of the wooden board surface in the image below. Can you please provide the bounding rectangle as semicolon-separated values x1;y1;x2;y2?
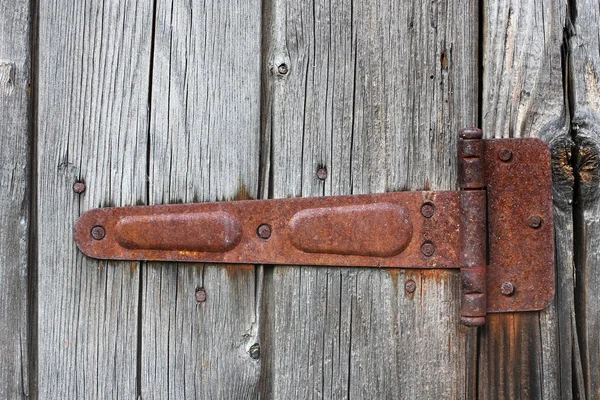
7;0;600;398
0;1;30;398
140;1;262;398
259;0;479;398
36;0;153;397
480;0;578;398
569;0;600;398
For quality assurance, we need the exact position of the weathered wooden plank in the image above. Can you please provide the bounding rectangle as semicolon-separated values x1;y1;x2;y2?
480;1;574;398
568;0;600;398
36;0;153;397
260;0;479;398
140;1;262;398
0;1;30;398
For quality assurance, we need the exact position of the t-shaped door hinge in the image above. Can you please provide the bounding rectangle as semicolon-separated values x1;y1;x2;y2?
74;128;555;326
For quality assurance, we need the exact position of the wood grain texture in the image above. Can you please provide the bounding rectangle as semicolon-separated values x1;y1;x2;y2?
260;0;479;398
140;1;262;398
0;1;30;398
36;0;153;397
569;0;600;398
481;1;575;398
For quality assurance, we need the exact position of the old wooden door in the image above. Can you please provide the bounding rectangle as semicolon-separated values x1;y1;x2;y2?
2;0;599;398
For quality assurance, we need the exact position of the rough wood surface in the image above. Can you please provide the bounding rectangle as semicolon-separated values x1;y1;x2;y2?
0;1;30;398
36;0;153;397
480;1;576;398
569;0;600;398
140;1;262;398
259;0;479;398
24;1;600;398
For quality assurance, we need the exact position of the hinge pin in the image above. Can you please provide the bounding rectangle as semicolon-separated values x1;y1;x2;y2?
458;128;487;327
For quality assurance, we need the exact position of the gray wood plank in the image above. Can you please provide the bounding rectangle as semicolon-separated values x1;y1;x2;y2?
0;1;30;398
260;0;479;398
140;1;262;398
36;0;153;397
568;0;600;398
480;1;575;398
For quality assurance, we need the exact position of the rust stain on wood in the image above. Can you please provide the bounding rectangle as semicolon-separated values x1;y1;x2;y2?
224;263;254;280
234;182;254;201
387;268;400;290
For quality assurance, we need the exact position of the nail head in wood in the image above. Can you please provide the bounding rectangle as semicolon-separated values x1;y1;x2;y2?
405;279;416;293
73;181;86;194
317;167;327;180
195;287;206;302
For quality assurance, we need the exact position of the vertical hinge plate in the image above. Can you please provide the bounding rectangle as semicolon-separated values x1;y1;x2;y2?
485;138;555;313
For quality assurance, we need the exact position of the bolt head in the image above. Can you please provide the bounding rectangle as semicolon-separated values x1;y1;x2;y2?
73;181;86;193
421;242;435;257
278;64;289;75
257;224;272;239
317;167;328;180
405;279;416;293
498;148;513;162
249;343;260;360
501;282;515;296
195;288;206;302
91;225;106;240
527;215;543;229
421;202;435;218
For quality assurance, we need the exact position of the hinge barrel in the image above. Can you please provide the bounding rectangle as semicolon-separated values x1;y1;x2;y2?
458;128;487;327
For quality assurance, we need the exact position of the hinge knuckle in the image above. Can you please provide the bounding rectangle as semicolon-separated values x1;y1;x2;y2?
458;127;485;189
460;267;487;319
459;191;486;266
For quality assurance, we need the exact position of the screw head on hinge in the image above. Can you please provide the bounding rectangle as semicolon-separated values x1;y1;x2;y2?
498;148;513;162
257;224;272;239
91;226;106;240
501;282;516;296
527;215;543;229
421;242;435;257
420;202;435;218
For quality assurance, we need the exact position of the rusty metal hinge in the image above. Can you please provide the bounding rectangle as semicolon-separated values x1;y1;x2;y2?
74;128;555;326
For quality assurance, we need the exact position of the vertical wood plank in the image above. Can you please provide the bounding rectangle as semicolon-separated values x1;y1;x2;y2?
569;0;600;398
0;1;30;398
36;0;153;397
260;0;479;398
140;1;262;398
480;1;574;398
